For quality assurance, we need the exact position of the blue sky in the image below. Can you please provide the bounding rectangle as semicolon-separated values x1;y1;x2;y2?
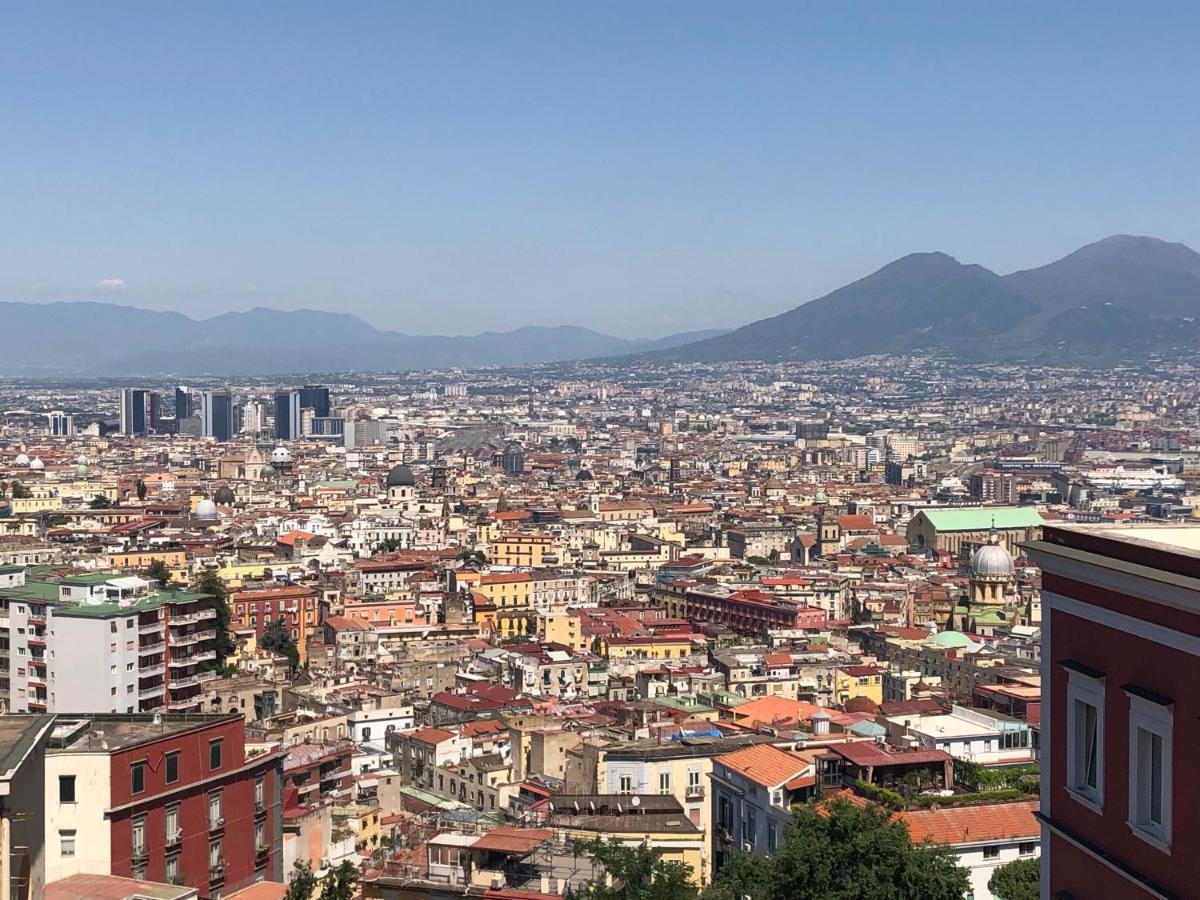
2;2;1197;336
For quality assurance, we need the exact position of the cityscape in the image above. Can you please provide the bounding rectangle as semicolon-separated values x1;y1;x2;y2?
2;4;1198;900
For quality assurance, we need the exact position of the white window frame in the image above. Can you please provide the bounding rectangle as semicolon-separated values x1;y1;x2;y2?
1127;691;1173;853
658;771;671;795
1065;667;1104;812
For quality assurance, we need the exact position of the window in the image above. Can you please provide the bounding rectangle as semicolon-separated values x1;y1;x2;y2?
745;811;757;847
659;771;671;794
209;837;222;870
768;823;777;852
59;775;76;803
60;830;76;857
209;738;223;770
166;855;179;881
1064;667;1104;810
166;804;180;842
131;762;145;794
1127;690;1173;850
209;790;223;828
132;816;147;855
166;751;179;784
619;775;633;794
1018;842;1036;856
255;821;265;850
254;775;265;809
983;846;1000;860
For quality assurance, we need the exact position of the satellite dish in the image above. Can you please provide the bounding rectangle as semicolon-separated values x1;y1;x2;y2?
630;796;641;807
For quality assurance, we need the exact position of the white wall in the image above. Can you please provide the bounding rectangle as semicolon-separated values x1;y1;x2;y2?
45;751;111;882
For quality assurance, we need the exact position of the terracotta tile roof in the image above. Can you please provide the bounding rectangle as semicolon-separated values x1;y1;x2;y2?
471;826;554;855
900;800;1039;845
730;695;823;728
408;726;456;745
826;743;952;768
715;743;810;788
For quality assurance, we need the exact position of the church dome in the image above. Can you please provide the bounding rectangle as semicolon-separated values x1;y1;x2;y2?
29;457;44;470
194;499;220;521
14;453;29;466
270;447;292;465
814;489;827;502
259;464;276;477
575;469;594;482
970;533;1015;579
213;485;236;505
76;454;88;465
75;463;87;477
386;464;415;487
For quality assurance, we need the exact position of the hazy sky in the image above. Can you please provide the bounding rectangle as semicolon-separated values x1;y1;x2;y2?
2;2;1198;337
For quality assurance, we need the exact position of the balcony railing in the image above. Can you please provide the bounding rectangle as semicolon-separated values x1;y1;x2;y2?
139;684;164;700
685;784;706;800
138;640;166;655
138;620;164;635
167;697;201;711
169;674;202;689
170;628;217;646
170;608;217;627
169;649;216;667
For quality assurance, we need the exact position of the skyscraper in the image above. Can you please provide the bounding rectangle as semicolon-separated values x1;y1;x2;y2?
119;388;158;435
175;385;194;419
274;391;301;440
200;390;234;441
299;385;331;418
48;411;74;436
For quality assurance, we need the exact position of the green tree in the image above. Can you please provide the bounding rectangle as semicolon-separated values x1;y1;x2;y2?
571;838;696;900
89;493;111;509
701;849;771;900
262;616;301;673
283;860;319;900
142;559;174;587
136;479;148;501
317;860;358;900
192;568;236;666
10;482;32;500
754;799;968;900
988;856;1040;900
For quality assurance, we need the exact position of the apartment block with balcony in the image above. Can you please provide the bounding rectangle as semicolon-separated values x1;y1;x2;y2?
0;569;222;715
45;713;284;896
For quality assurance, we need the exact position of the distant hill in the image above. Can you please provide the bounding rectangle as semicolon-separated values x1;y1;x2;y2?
654;235;1200;364
0;302;728;375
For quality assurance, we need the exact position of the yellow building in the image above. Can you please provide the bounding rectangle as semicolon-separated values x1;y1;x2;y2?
833;665;884;707
539;611;587;651
602;635;695;661
332;803;381;856
553;795;706;885
106;548;188;582
491;532;552;567
474;572;534;609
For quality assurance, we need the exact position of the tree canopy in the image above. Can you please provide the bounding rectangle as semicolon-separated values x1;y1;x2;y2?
568;839;695;900
262;616;301;673
142;558;174;587
704;799;968;900
988;856;1040;900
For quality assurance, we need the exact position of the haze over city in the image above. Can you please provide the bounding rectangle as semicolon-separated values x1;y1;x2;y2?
4;2;1200;336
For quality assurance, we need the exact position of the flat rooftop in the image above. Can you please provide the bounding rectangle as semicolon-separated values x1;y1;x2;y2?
48;714;239;753
0;715;53;777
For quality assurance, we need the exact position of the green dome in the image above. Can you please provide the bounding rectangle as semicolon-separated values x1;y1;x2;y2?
75;463;87;477
929;630;971;649
814;489;827;502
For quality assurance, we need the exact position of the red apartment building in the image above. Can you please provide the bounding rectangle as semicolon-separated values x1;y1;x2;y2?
229;584;327;664
1026;525;1199;900
675;587;828;635
47;713;284;897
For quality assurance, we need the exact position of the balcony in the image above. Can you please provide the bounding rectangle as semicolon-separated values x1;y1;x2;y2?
138;640;166;655
139;684;164;700
169;674;201;689
197;670;218;684
209;860;225;883
27;616;46;628
169;649;216;667
27;634;45;646
138;620;163;635
170;608;217;627
685;784;706;800
165;829;182;849
170;628;217;646
167;699;200;711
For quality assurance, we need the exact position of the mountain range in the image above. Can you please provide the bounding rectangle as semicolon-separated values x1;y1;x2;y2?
651;235;1200;364
3;234;1198;375
0;302;726;375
